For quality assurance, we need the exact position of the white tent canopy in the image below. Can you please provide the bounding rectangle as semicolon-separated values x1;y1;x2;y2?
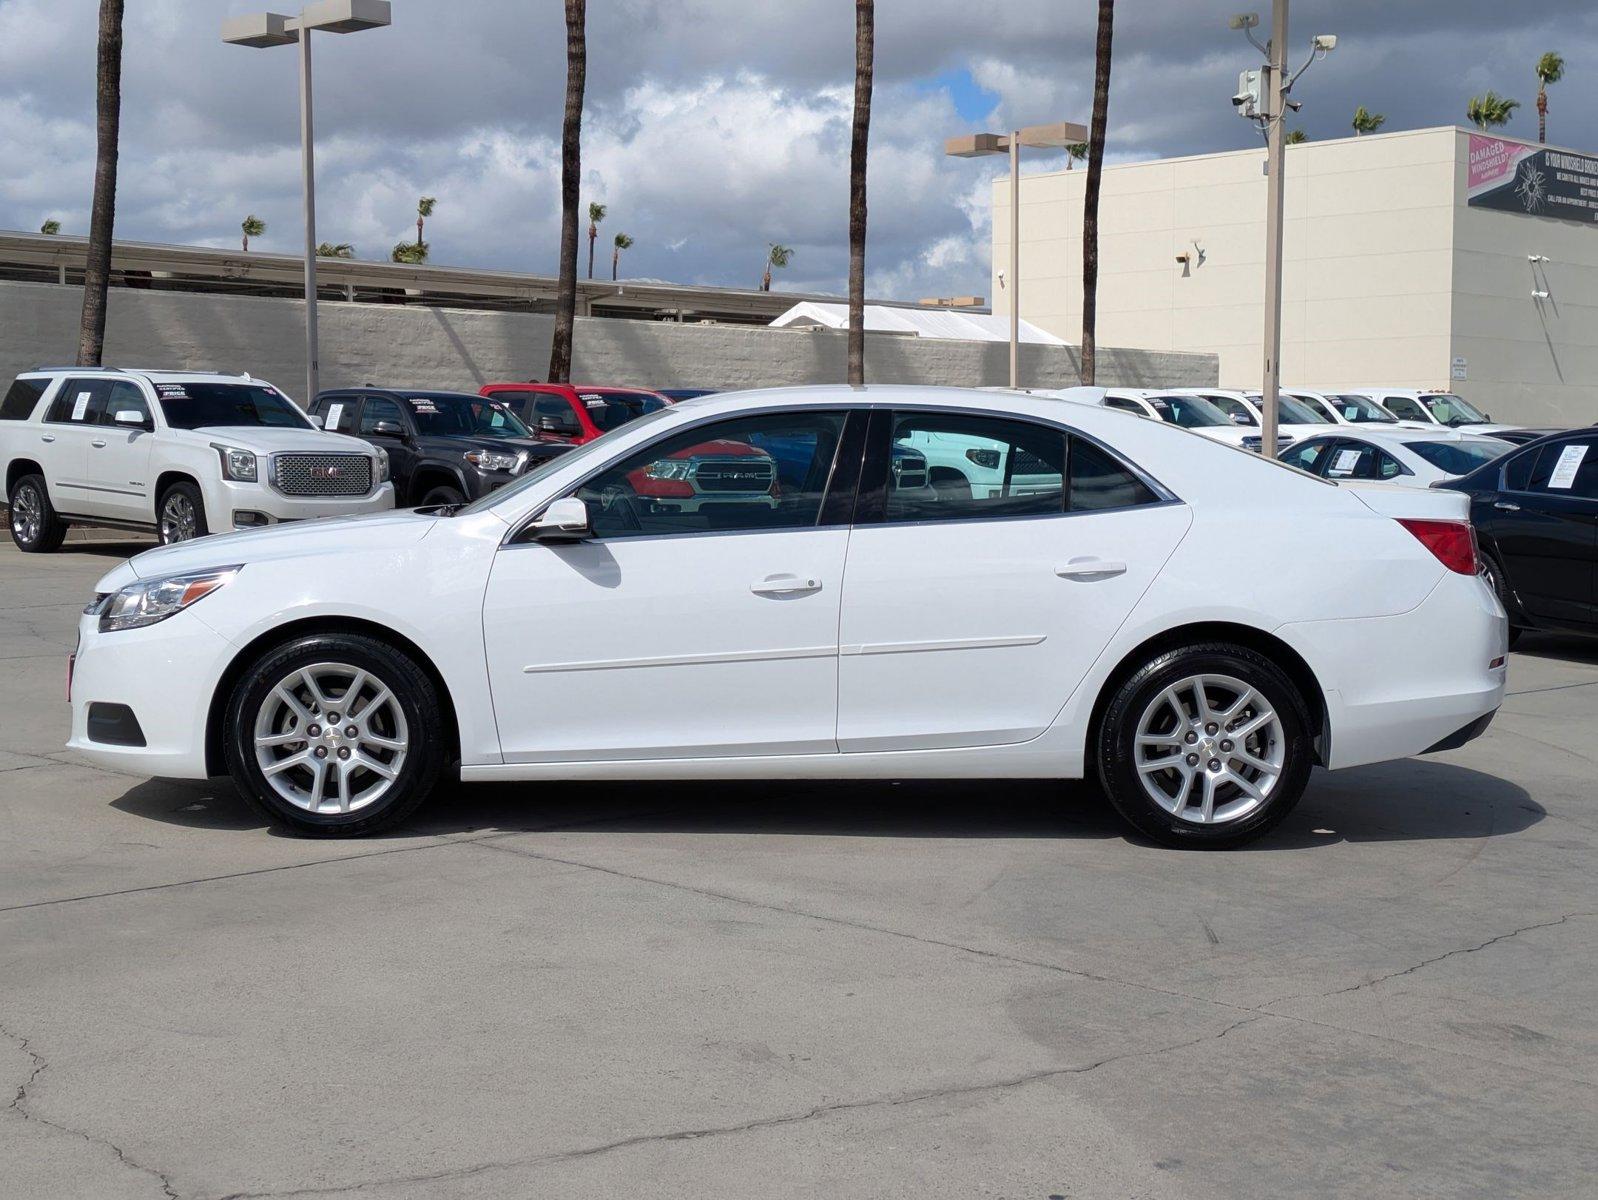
770;301;1067;346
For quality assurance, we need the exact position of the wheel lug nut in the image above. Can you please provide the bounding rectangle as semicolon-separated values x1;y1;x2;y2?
313;746;328;759
1208;758;1221;771
1184;731;1198;744
1205;723;1218;735
307;724;321;738
327;713;340;724
338;747;351;760
1186;753;1199;766
346;726;358;739
1221;740;1233;752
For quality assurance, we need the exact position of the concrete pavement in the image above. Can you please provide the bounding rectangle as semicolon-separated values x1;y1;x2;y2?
1;541;1593;1199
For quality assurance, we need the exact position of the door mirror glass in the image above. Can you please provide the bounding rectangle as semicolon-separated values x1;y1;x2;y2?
531;496;591;541
372;420;406;438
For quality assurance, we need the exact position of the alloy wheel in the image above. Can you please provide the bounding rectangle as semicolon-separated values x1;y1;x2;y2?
252;662;409;815
160;492;198;543
11;484;41;545
1133;673;1285;825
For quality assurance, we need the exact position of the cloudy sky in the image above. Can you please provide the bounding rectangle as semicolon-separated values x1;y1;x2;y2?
1;1;1594;300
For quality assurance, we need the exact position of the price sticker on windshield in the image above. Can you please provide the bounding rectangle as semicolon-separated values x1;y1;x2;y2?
1546;443;1589;490
407;398;439;414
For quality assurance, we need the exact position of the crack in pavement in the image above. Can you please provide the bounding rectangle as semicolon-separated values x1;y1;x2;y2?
1505;678;1598;698
2;1020;179;1199
215;1014;1266;1199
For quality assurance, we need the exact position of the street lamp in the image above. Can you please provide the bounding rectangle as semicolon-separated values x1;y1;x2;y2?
223;0;392;404
1229;2;1335;458
947;120;1086;389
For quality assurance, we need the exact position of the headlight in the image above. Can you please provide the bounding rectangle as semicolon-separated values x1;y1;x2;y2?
375;447;391;483
97;566;240;632
464;449;521;473
644;459;694;481
213;444;259;482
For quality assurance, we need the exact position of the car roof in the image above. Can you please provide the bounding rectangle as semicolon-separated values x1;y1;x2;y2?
1296;426;1507;447
24;367;263;384
331;387;491;401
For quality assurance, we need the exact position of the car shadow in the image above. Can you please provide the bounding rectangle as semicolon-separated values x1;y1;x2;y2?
1513;631;1598;666
111;758;1541;849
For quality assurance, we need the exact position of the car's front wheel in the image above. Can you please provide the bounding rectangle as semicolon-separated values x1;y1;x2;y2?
224;633;446;836
158;481;209;545
419;484;467;507
8;474;68;553
1096;643;1313;848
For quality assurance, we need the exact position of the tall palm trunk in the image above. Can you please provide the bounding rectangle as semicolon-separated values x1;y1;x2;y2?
1079;0;1113;386
1537;85;1547;144
588;224;597;279
417;214;424;247
846;0;873;387
548;0;586;384
78;0;124;367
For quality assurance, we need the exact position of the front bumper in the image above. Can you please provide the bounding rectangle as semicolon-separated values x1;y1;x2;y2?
66;609;230;778
203;479;395;533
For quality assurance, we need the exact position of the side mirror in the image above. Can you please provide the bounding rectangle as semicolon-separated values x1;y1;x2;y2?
113;409;150;429
1230;413;1251;426
372;420;407;439
530;496;590;542
537;414;580;437
307;413;325;429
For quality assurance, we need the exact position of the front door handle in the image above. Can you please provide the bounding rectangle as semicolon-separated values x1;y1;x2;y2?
1056;558;1128;580
1494;500;1521;512
40;434;54;444
751;574;822;596
90;439;107;448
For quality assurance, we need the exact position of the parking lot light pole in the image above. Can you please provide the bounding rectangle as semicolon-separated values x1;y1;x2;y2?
222;0;392;405
946;121;1086;389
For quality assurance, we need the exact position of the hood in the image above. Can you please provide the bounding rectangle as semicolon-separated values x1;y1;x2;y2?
121;508;440;581
184;426;378;457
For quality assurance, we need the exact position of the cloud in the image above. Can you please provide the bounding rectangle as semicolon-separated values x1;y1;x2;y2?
0;0;1594;301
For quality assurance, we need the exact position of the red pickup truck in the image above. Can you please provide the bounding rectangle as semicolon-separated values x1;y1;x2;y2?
478;382;672;445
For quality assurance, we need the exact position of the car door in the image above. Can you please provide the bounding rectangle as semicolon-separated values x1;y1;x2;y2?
38;378;110;515
1484;438;1598;627
835;410;1190;752
481;407;862;762
357;394;419;498
88;380;156;522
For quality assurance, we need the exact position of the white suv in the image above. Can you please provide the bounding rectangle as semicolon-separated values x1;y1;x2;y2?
1;368;395;552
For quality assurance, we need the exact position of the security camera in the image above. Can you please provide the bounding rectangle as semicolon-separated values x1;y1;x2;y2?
997;269;1007;288
1532;290;1550;299
1232;91;1251;108
1228;13;1259;30
1312;34;1337;51
1528;254;1549;263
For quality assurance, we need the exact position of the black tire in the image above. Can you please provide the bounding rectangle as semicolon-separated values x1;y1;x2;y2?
1095;642;1313;849
929;467;972;501
158;480;209;545
1479;550;1523;648
8;474;68;553
418;484;467;507
224;633;446;837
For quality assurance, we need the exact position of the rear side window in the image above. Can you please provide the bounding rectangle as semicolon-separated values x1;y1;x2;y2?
45;379;109;424
1069;438;1160;511
0;378;47;421
887;413;1066;522
1524;439;1598;500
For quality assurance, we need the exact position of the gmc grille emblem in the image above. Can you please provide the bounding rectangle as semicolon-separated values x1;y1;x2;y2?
311;465;342;480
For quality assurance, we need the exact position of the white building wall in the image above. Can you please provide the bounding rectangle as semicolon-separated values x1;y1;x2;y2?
998;126;1598;425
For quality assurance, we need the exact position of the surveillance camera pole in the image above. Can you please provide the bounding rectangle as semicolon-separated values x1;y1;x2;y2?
1258;0;1288;460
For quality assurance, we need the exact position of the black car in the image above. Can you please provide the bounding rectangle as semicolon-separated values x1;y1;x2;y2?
1491;427;1566;446
310;388;572;507
1444;428;1598;645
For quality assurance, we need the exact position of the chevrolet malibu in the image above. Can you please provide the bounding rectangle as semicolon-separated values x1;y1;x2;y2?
68;387;1507;848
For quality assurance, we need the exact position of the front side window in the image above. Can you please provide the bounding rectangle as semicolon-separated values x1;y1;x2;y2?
1294;394;1337;422
156;382;310;430
1421;393;1489;426
1382;395;1429;422
1280;439;1331;474
885;413;1066;522
575;410;847;539
1273;395;1329;425
1145;394;1230;429
1330;394;1398;424
0;377;47;421
1206;396;1256;426
101;381;150;427
360;396;407;434
405;394;530;438
45;379;108;424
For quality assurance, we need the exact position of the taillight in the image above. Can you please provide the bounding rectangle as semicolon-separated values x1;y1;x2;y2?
1396;518;1478;575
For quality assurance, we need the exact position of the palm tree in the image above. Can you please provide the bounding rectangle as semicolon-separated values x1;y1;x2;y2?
548;0;586;384
390;240;428;264
1285;129;1308;144
1351;106;1385;136
39;219;61;235
761;244;793;292
1080;0;1113;386
241;214;265;252
1467;91;1520;132
611;232;633;281
586;201;606;279
846;0;873;386
78;0;123;367
415;196;435;250
316;242;355;258
1066;142;1087;170
1535;52;1564;144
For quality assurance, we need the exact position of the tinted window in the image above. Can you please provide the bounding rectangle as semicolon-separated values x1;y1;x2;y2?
0;377;47;421
576;411;846;538
576;390;670;433
1290;394;1337;422
45;379;109;424
315;395;358;433
157;383;310;430
1502;447;1538;492
1069;438;1159;511
1404;440;1510;476
1206;396;1256;426
101;381;150;427
403;394;529;438
1281;439;1331;474
887;413;1065;522
1145;394;1230;428
1524;439;1598;500
1324;441;1404;480
360;396;407;434
1330;394;1398;424
1382;395;1429;422
1104;397;1146;414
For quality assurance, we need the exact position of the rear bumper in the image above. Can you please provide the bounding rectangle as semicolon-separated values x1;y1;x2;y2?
1424;709;1497;754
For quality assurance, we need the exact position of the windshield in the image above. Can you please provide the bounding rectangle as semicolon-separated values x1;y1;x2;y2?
1328;393;1398;424
1404;439;1510;476
1246;392;1325;425
1421;393;1490;426
457;404;679;515
1203;395;1255;426
405;394;531;438
155;382;311;430
577;390;670;433
1145;394;1230;428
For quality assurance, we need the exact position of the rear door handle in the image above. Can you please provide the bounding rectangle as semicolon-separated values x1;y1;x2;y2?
751;574;822;596
90;439;107;448
40;435;54;443
1494;501;1521;512
1056;558;1127;580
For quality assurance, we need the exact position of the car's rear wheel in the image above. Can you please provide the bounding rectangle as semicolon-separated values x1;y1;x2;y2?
1096;643;1313;848
224;633;446;837
158;481;209;545
8;474;67;553
1479;551;1522;648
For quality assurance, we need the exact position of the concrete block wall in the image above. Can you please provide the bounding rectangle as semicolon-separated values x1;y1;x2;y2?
0;281;1215;402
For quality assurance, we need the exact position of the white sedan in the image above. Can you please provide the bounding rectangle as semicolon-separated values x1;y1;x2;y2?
1281;427;1514;487
68;386;1507;848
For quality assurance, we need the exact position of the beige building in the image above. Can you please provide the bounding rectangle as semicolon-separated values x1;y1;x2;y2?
994;126;1598;425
